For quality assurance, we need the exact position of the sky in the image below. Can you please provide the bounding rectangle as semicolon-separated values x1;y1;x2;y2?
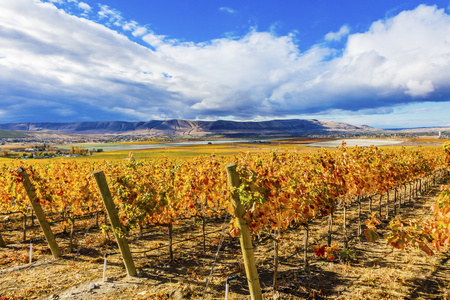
1;0;450;129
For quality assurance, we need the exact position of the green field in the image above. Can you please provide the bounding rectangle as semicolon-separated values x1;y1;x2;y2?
0;130;29;138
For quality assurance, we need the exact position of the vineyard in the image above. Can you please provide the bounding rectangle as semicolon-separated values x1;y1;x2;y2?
1;143;450;299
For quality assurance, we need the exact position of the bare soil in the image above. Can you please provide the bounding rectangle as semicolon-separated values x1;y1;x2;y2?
1;177;450;299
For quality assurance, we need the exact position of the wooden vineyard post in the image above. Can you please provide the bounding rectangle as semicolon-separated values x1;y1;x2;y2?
409;182;412;203
385;191;389;219
327;213;333;247
403;184;407;206
393;188;397;215
273;231;279;291
378;194;382;218
357;197;362;236
22;213;27;242
168;222;174;262
415;179;418;198
202;216;206;256
93;170;137;277
419;178;422;195
226;163;262;300
343;205;348;249
0;232;6;247
303;225;309;270
18;168;62;258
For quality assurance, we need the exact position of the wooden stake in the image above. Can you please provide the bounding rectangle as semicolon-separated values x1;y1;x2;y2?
22;213;27;242
273;231;279;292
358;197;362;236
303;225;309;270
409;182;412;203
0;232;6;247
393;189;397;215
419;178;422;195
139;221;143;239
226;163;262;300
378;194;383;219
385;191;389;219
63;209;68;234
403;184;407;205
343;205;348;249
19;168;61;258
93;170;137;277
415;179;418;198
202;216;206;256
69;216;75;253
327;213;333;247
168;222;174;262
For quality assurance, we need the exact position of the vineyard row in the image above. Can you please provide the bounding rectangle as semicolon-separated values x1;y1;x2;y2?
0;145;447;255
1;143;450;298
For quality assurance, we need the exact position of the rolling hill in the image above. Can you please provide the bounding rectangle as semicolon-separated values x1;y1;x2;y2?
0;119;379;137
0;129;30;138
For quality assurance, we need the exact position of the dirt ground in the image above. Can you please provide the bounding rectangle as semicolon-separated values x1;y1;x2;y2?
1;175;450;300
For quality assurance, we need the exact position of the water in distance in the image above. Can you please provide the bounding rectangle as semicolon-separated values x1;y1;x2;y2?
306;139;403;148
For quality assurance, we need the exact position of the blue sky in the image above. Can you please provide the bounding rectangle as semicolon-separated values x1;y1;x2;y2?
1;0;450;129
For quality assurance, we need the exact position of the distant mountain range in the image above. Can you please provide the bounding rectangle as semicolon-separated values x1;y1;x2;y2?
0;119;380;137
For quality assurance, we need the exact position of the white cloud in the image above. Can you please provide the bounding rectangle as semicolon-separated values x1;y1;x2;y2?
122;20;137;31
142;33;166;47
405;80;434;97
327;4;450;100
219;7;236;14
0;1;449;124
132;26;147;37
325;25;350;41
78;2;91;12
98;4;122;24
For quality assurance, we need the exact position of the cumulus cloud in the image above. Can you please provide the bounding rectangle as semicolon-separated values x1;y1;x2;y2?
0;1;449;124
327;5;450;101
98;4;123;25
325;25;350;41
122;20;138;31
132;26;148;37
77;2;91;12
